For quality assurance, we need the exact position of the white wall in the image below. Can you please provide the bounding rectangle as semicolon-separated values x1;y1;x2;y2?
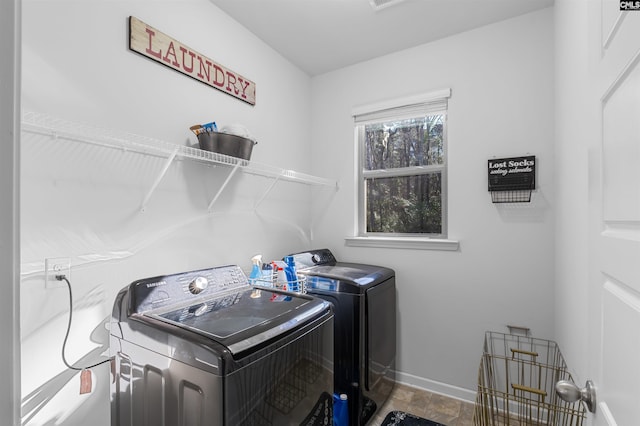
21;1;316;425
310;8;555;399
553;0;590;380
1;0;21;424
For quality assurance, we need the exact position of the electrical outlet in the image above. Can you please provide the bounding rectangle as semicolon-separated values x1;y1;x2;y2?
45;257;71;289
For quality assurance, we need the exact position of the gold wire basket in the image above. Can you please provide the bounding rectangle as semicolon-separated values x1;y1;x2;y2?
473;332;586;426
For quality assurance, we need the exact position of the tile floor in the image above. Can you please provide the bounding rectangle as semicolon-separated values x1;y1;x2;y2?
368;383;475;426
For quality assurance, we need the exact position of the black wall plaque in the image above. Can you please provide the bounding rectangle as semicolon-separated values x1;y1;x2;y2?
488;155;536;192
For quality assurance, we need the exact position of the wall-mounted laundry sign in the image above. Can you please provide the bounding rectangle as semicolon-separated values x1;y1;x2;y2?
129;16;256;105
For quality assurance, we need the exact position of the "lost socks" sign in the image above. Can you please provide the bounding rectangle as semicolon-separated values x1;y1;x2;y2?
129;16;256;105
487;155;536;191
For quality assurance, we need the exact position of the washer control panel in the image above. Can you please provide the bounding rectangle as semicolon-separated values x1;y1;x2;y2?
129;265;248;314
289;249;337;268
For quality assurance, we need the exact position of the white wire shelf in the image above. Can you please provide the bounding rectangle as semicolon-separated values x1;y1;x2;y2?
21;111;338;212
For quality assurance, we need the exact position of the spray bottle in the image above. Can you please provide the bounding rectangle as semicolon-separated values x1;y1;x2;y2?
249;254;262;285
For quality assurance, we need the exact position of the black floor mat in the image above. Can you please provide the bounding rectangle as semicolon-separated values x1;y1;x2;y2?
381;410;446;426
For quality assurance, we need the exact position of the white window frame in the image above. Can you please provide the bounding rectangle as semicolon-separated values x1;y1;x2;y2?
345;89;459;251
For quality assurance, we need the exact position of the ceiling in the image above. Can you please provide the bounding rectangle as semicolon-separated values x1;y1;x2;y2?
209;0;554;76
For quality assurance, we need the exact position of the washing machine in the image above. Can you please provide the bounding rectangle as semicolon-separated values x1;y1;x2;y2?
110;264;334;426
288;249;396;426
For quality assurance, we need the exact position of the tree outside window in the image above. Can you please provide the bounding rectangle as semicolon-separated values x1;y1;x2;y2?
355;93;448;238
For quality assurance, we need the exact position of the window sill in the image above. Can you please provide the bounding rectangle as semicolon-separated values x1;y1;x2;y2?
344;236;460;251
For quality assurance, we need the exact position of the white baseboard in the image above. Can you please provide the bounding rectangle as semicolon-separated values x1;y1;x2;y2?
394;370;477;404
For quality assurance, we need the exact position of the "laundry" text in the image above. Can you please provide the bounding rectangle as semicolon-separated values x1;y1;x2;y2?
129;16;256;105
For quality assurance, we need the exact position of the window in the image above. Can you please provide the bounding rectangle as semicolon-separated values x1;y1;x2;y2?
354;89;450;239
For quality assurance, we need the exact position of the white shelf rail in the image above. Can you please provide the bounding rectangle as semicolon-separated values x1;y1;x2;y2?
21;112;338;211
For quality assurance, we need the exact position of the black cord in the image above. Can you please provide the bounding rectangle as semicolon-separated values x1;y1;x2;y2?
57;275;110;371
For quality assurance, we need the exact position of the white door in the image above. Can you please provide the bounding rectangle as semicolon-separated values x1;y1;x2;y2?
585;1;640;425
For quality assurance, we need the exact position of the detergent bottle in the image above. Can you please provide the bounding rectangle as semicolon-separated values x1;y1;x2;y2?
283;256;298;292
276;267;288;291
333;393;348;426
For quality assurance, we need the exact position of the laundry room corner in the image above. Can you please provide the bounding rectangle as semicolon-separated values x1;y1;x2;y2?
20;1;319;424
309;7;556;400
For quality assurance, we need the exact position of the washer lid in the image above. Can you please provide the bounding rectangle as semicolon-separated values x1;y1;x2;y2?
149;287;329;355
299;262;395;292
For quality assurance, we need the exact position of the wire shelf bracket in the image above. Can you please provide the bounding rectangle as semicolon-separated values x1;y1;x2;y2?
208;163;241;212
141;146;180;212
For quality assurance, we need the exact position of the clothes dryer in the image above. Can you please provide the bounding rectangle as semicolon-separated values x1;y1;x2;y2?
288;249;396;426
